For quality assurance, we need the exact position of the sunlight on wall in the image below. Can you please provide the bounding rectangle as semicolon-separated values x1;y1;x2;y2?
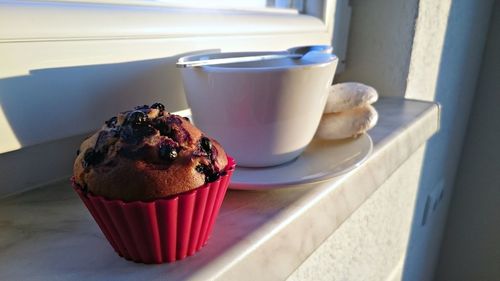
0;106;21;153
405;0;451;101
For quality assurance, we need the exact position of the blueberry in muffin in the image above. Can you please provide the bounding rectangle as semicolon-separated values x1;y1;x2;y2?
73;102;228;202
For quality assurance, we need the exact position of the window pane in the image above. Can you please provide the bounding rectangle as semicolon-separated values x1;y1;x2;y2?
47;0;304;10
154;0;268;9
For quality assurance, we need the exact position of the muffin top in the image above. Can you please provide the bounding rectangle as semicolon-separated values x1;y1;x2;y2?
73;102;228;202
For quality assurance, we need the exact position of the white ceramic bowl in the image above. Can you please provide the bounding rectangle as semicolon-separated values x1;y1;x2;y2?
179;51;338;167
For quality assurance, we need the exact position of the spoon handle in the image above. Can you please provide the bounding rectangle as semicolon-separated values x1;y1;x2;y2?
176;53;301;68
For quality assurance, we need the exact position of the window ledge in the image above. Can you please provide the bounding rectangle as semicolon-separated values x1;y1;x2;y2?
0;97;440;280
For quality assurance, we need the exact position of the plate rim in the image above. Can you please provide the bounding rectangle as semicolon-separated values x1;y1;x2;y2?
228;134;373;190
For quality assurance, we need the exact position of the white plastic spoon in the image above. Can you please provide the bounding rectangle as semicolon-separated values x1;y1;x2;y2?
176;48;334;68
176;53;301;68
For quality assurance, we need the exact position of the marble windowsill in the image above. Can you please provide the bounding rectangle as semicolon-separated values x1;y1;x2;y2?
0;98;440;281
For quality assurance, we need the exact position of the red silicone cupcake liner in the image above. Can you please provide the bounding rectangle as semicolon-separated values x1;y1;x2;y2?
72;156;235;264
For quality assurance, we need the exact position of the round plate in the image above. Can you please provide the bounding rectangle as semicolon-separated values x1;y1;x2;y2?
229;134;373;190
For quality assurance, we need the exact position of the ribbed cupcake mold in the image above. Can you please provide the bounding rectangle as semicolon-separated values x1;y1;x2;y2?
72;156;235;264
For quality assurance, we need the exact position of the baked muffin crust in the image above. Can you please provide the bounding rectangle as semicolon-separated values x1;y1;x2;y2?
73;103;228;201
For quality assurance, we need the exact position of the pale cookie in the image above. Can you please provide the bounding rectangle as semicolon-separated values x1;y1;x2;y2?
324;82;378;113
316;104;378;140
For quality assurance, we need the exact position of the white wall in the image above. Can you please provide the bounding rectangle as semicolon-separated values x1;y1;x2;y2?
435;1;500;279
335;0;418;97
289;147;426;281
291;0;424;279
403;0;494;280
320;0;495;280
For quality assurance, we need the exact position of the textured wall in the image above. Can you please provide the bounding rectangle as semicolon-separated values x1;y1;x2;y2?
334;0;418;97
403;0;494;280
295;0;495;280
292;0;423;279
435;1;500;279
288;147;425;281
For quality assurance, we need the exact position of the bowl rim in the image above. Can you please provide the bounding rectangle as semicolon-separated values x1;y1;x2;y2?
178;51;338;72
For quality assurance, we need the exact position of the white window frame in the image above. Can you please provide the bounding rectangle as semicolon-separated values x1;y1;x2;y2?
0;0;349;77
0;0;350;153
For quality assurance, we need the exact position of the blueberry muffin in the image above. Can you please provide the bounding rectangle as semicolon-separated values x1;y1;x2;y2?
73;102;228;202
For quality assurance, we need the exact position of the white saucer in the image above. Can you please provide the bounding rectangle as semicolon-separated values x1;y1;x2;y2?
229;134;373;190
